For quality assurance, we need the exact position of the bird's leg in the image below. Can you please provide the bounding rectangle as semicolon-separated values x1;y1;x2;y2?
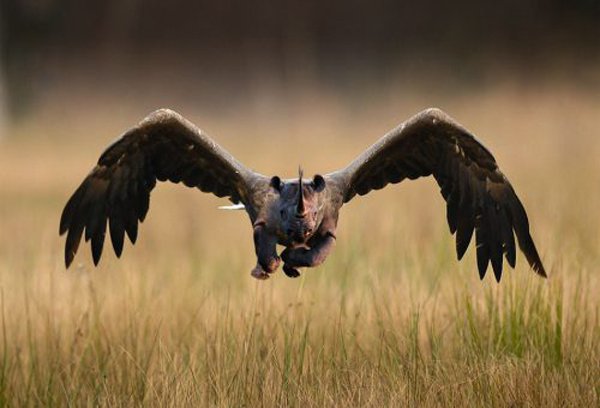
281;232;336;278
251;223;281;280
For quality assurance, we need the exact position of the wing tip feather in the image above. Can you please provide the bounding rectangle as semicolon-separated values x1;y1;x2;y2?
65;245;75;268
531;259;547;278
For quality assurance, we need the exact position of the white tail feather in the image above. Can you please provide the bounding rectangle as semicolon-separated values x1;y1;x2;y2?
218;203;245;210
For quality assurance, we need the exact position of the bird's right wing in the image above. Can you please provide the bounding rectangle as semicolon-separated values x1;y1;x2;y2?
60;109;269;267
325;108;545;281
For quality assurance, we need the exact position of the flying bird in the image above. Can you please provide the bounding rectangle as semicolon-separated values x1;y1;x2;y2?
60;108;546;281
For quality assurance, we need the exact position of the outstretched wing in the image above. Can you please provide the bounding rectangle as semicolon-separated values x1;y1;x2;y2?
60;109;268;267
326;108;545;281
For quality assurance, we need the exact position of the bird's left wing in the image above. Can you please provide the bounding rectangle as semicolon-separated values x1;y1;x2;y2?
326;108;545;281
60;109;269;267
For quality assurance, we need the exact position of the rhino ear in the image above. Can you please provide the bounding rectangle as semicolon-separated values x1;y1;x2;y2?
312;174;326;192
270;176;282;192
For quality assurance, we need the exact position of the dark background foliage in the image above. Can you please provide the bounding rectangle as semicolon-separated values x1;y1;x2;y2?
1;0;599;121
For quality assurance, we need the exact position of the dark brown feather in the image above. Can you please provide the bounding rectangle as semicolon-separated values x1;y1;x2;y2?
326;108;545;281
109;211;125;257
475;213;490;279
91;218;106;266
455;206;475;260
486;199;503;281
60;109;267;267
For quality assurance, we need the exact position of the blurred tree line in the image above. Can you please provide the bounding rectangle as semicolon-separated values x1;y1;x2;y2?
0;0;599;123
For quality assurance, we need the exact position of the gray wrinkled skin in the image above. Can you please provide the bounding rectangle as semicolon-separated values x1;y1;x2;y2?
269;172;325;246
250;171;336;279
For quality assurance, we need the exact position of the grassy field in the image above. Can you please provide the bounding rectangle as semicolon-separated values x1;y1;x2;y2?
0;79;598;406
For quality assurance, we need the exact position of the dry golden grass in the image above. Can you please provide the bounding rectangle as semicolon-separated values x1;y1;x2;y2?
0;79;598;406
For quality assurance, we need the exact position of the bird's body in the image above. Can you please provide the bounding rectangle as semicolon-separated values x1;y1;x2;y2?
60;108;546;281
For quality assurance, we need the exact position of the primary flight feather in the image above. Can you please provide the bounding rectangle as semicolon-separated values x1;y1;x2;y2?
60;108;546;281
